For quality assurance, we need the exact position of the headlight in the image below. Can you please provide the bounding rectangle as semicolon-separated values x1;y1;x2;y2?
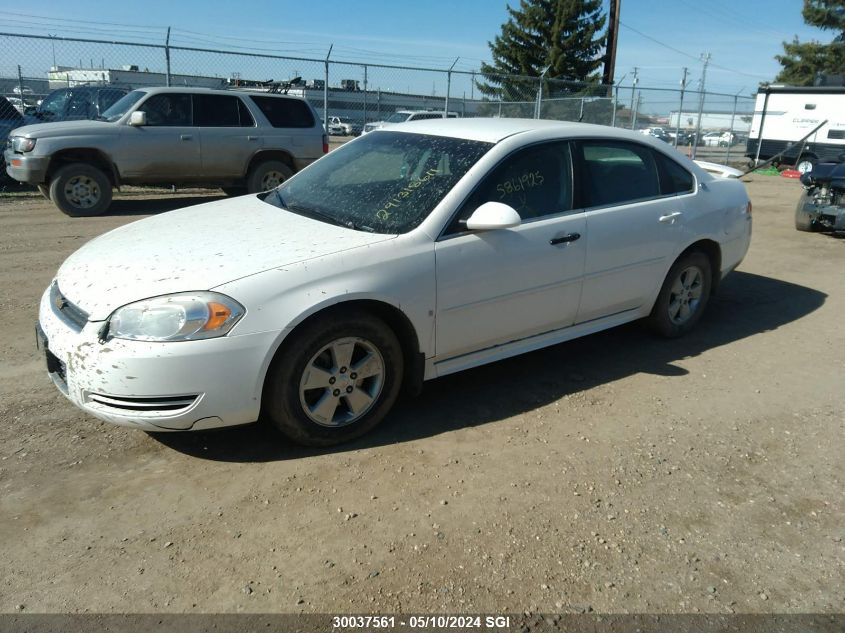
12;137;36;152
107;292;245;342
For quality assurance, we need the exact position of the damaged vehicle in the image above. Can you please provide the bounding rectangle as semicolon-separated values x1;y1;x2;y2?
795;157;845;232
37;119;751;446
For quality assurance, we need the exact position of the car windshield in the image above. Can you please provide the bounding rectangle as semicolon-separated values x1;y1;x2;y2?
38;90;69;116
100;90;145;122
264;131;492;234
385;112;411;123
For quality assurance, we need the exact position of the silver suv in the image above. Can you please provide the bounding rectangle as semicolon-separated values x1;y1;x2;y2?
4;86;327;216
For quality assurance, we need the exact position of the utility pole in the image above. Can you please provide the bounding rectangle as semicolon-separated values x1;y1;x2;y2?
48;34;57;69
674;67;688;147
324;44;333;133
164;27;171;87
445;57;459;116
629;67;639;129
692;52;710;159
602;0;621;88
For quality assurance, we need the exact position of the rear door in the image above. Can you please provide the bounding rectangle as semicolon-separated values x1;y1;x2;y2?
574;139;693;323
193;94;259;178
248;95;322;168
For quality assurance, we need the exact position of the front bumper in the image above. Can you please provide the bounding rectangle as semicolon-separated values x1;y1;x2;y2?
4;149;48;184
796;198;845;231
37;286;283;432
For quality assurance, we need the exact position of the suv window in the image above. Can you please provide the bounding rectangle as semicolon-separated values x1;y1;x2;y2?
66;89;94;118
579;141;660;207
38;89;70;117
249;96;314;128
193;94;255;127
447;142;573;234
97;89;127;113
141;93;192;126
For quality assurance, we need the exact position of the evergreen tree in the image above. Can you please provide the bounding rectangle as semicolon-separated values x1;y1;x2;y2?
776;0;845;85
478;0;606;100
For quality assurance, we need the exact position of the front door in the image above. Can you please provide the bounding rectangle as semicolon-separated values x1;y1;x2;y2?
117;93;202;182
434;141;586;359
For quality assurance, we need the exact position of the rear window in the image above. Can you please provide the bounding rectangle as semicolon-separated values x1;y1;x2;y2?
656;153;695;195
249;96;314;128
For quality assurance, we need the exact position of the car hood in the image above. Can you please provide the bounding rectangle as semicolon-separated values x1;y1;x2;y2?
56;194;395;320
10;119;116;139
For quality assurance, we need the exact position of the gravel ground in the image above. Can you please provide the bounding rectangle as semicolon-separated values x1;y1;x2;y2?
0;175;842;615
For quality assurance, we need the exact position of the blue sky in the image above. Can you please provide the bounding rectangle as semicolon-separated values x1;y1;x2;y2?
0;0;827;98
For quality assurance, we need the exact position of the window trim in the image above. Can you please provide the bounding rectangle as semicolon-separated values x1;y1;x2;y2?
437;140;579;241
573;138;697;212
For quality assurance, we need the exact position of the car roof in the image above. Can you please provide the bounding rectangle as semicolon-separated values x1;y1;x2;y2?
136;86;302;99
383;117;660;144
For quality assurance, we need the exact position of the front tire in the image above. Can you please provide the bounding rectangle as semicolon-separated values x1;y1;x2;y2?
648;251;712;338
246;160;293;194
49;163;112;217
263;311;404;446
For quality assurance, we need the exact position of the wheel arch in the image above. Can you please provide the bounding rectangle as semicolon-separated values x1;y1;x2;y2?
677;238;722;295
259;298;425;411
246;150;296;178
46;148;119;187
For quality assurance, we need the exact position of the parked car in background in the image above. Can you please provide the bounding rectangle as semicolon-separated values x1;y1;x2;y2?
702;132;725;147
0;96;25;182
640;127;671;143
35;118;751;446
5;86;327;215
29;86;129;123
362;110;459;134
327;116;362;136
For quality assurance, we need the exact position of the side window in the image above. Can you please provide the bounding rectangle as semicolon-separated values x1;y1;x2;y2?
237;99;255;127
446;142;573;234
65;90;94;118
249;96;314;128
579;141;660;207
98;89;125;113
141;94;192;126
193;94;241;127
656;153;695;195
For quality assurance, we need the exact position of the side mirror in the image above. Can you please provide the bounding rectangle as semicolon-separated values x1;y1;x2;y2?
128;111;146;126
465;201;522;231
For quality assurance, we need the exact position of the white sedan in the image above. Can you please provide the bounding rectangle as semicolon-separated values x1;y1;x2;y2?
38;119;752;445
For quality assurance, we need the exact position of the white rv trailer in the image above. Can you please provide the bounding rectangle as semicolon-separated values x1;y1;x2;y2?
746;84;845;172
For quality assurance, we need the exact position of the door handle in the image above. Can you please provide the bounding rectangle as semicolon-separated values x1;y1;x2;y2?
659;211;683;223
549;233;581;245
180;134;193;141
247;135;259;141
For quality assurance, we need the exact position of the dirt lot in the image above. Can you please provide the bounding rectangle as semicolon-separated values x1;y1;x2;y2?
0;176;842;616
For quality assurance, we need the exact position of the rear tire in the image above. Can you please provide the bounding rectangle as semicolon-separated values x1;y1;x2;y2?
263;311;403;446
49;163;112;217
246;160;293;194
647;251;712;338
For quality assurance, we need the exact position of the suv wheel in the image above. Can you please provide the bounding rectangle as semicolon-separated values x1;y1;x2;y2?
247;160;293;193
49;163;112;217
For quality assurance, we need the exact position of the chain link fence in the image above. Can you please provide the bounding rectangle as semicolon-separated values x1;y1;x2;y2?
1;32;755;166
